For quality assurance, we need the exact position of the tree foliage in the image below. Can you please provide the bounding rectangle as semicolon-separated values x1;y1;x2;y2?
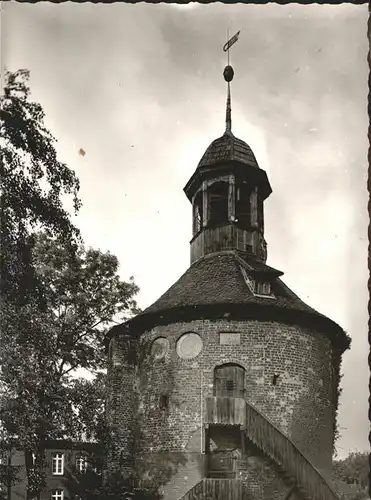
1;68;81;303
0;70;144;499
332;452;369;500
1;232;139;449
1;67;83;499
66;469;161;500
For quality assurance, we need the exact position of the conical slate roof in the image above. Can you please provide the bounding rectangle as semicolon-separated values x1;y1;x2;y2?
115;251;350;352
142;252;318;316
119;251;349;351
197;131;259;169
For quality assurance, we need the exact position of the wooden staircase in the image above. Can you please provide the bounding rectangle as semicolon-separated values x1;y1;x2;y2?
179;397;339;499
205;396;339;500
179;478;247;500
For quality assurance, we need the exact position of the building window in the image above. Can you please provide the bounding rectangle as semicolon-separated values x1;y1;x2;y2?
159;394;169;409
151;337;169;360
208;181;229;226
193;191;203;234
52;453;64;475
225;380;235;392
256;280;272;296
240;266;275;298
176;332;203;360
76;455;87;474
51;490;64;500
235;184;251;226
257;197;264;231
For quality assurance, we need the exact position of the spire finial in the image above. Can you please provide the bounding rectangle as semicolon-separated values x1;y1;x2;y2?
224;71;233;134
222;30;240;135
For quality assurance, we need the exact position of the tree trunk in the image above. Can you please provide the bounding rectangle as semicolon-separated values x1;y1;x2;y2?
7;454;12;500
24;449;33;500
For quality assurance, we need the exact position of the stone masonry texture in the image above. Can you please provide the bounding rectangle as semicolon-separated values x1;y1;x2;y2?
107;316;337;499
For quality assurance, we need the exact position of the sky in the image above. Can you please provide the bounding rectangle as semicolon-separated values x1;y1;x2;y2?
3;2;369;459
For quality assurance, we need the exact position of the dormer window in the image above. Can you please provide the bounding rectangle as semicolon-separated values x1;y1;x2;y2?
240;266;275;298
256;281;272;296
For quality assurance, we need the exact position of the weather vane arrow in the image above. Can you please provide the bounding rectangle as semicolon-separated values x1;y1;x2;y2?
223;30;241;53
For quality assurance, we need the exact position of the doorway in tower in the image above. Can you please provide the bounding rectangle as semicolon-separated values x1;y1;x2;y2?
214;363;245;398
205;425;243;479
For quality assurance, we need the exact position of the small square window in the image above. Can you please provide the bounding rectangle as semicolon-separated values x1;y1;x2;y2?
159;394;169;409
225;380;235;392
52;453;64;475
51;489;64;500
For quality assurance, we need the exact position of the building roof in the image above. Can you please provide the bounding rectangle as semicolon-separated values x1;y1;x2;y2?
197;131;259;169
2;439;98;452
142;252;319;317
114;251;349;352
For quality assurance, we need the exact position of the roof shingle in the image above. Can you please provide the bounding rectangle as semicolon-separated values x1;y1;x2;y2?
198;132;259;169
107;251;349;353
142;252;321;317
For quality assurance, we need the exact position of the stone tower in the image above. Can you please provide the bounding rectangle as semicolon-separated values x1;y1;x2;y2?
106;62;350;500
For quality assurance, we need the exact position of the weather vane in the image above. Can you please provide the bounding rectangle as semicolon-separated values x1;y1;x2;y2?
222;29;240;133
223;29;241;66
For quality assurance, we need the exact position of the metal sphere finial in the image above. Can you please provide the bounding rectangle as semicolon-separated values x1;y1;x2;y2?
223;65;234;83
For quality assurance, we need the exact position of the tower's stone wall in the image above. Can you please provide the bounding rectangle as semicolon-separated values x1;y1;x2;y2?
107;317;338;497
137;319;335;466
237;452;302;500
106;335;138;476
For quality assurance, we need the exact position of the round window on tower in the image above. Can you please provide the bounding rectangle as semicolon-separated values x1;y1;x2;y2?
176;333;203;360
151;337;169;360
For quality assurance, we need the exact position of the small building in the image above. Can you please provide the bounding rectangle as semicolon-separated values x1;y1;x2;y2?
3;440;100;500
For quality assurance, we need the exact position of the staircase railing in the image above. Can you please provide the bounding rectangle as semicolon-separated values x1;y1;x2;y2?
178;479;204;500
205;396;338;500
205;396;246;426
244;400;338;500
179;478;246;500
